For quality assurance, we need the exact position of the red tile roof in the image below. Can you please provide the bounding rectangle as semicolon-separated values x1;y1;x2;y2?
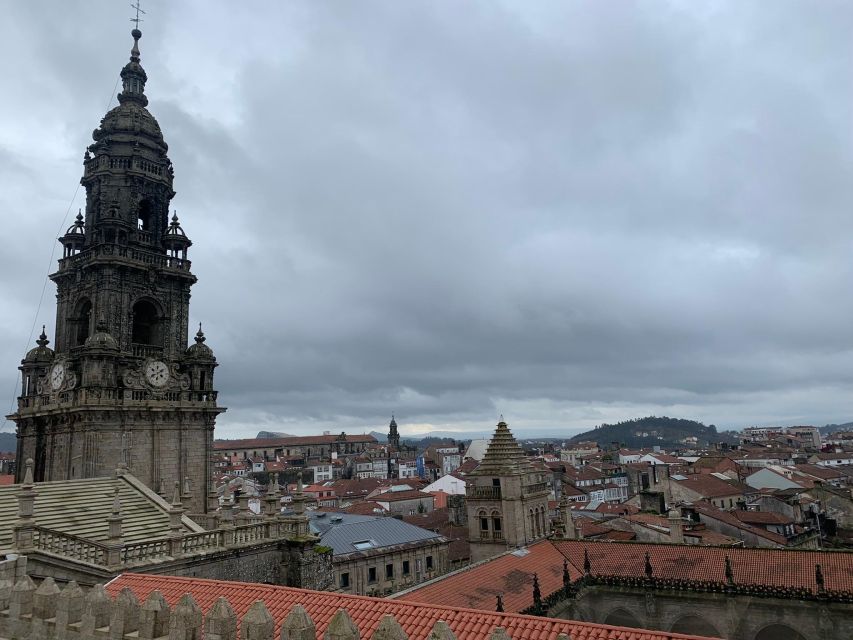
399;539;853;615
396;540;573;613
552;540;853;593
0;475;15;486
214;434;377;450
106;573;713;640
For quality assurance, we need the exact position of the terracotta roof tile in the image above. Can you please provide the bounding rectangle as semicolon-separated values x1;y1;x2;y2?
398;539;853;615
107;573;715;640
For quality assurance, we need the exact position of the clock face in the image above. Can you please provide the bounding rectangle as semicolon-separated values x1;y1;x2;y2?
50;363;66;391
144;360;170;387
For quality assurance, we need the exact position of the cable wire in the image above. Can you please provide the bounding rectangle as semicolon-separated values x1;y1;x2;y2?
2;74;122;433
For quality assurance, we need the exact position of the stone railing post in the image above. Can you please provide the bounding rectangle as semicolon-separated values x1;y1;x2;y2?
110;587;141;640
169;482;185;558
55;581;85;640
206;597;238;640
371;615;408;640
266;474;281;520
324;609;359;640
14;459;37;551
241;601;274;640
280;605;316;640
107;487;124;568
169;593;203;640
139;591;171;640
81;584;113;636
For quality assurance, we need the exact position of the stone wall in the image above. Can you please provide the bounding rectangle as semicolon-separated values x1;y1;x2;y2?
0;576;489;640
550;584;852;640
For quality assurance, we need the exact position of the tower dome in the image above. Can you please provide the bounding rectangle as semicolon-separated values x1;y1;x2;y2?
185;325;215;361
84;318;119;352
60;210;86;257
23;327;55;363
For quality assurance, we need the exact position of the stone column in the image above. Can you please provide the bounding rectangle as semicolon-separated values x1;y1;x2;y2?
668;507;684;544
13;459;37;551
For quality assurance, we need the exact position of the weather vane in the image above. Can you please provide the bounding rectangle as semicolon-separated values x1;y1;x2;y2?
130;1;146;29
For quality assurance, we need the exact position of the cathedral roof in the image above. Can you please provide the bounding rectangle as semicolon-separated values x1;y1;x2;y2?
469;420;535;476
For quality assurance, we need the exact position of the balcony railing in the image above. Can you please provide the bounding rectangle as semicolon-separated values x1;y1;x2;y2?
468;486;502;500
132;343;164;358
18;387;219;412
33;527;108;565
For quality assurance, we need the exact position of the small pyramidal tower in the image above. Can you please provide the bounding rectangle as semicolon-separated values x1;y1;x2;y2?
466;419;551;562
9;27;225;514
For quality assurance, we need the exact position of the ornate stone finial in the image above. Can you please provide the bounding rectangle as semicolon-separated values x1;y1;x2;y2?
816;563;825;593
724;555;734;586
23;458;34;486
532;573;542;613
644;552;653;579
171;481;182;508
112;487;122;515
562;559;571;589
270;473;280;496
75;209;84;224
495;594;503;612
196;324;206;344
36;327;49;348
297;470;304;493
583;548;591;575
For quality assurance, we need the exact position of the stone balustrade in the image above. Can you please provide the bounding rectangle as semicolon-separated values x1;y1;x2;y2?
0;578;525;640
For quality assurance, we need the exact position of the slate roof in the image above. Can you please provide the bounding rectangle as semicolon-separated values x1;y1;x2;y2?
0;473;202;549
308;512;444;556
107;573;714;640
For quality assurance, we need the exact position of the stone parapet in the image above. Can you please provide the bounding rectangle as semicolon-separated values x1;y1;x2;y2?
0;580;502;640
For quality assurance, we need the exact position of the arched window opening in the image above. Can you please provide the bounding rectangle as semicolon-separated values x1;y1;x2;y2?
491;509;502;537
73;299;92;347
132;300;160;346
138;199;153;232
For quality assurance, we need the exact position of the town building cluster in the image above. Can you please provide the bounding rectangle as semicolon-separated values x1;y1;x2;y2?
0;20;851;640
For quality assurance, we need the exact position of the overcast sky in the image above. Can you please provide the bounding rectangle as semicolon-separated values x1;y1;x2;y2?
2;1;853;439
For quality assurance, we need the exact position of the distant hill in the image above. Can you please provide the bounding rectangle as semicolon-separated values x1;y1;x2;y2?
821;422;853;435
567;416;731;449
369;431;387;443
0;432;16;453
255;431;295;439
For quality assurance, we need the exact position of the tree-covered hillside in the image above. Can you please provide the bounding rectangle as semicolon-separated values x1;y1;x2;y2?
568;416;730;449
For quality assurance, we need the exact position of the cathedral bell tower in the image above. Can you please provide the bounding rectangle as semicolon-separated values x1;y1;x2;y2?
8;29;225;514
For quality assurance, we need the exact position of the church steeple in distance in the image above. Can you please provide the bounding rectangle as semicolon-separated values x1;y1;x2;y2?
10;24;225;514
388;414;400;452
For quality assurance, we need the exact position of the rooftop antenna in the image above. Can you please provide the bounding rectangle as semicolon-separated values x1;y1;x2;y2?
130;1;146;29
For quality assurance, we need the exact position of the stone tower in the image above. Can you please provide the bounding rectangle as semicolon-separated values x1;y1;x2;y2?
466;420;551;562
388;415;400;452
8;28;225;514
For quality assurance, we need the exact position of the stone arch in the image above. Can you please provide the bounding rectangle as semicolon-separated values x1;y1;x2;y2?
71;297;93;346
754;624;807;640
478;509;489;536
603;607;642;628
138;198;154;232
131;297;164;347
669;615;721;638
